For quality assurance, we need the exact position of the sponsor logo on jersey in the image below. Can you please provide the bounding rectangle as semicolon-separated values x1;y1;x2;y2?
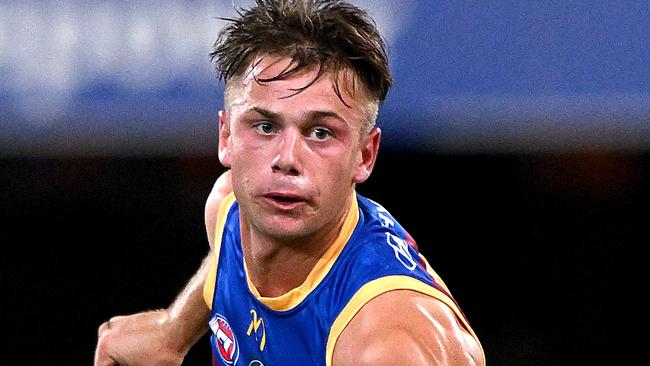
372;200;418;270
385;232;417;270
210;314;240;365
247;309;267;352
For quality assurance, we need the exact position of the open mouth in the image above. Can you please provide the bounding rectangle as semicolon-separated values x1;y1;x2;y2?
269;195;303;203
264;193;306;208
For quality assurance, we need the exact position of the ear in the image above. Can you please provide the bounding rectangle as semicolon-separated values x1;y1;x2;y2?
218;110;232;168
353;127;381;184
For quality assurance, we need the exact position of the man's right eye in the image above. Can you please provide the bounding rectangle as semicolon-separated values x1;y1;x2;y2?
255;122;274;134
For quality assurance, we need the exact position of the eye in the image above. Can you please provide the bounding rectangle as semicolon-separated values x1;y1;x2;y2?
311;128;331;141
255;122;275;135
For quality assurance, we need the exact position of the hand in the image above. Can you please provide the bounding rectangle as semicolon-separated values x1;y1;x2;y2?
94;310;186;366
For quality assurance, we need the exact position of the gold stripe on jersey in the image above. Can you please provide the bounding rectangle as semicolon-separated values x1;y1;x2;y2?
203;192;237;310
325;275;485;366
418;253;485;358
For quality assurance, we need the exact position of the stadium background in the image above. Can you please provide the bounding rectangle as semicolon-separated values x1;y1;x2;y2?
1;1;646;364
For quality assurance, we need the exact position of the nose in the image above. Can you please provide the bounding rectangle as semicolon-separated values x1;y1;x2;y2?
271;128;302;175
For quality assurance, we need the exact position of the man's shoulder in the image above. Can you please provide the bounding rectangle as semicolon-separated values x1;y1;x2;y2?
332;289;485;366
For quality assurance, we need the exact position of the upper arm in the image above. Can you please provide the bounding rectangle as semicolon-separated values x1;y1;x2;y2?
204;170;232;250
332;290;484;366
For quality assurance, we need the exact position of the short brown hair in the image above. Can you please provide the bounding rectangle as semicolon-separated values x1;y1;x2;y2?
211;0;392;106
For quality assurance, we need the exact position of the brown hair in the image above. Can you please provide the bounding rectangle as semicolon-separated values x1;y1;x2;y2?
211;0;393;107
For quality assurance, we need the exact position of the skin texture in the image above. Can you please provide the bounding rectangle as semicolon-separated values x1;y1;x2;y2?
94;57;484;365
333;290;484;366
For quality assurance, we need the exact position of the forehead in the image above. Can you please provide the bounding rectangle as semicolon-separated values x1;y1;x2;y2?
226;56;371;117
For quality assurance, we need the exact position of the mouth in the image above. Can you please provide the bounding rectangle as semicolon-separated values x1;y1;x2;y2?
262;192;308;210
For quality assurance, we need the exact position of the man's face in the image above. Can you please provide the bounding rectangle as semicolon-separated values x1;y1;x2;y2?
219;56;380;241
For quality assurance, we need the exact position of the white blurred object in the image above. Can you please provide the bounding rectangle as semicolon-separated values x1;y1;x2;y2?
0;0;413;155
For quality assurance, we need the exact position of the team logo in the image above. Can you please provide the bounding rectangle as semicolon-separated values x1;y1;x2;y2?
210;314;240;365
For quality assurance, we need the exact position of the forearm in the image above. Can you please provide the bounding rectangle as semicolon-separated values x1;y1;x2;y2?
96;170;227;366
95;254;213;366
161;169;230;352
163;252;212;354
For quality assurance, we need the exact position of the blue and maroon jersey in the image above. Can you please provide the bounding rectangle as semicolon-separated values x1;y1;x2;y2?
203;192;483;366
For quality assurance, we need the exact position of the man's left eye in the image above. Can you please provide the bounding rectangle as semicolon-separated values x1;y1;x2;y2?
312;128;331;140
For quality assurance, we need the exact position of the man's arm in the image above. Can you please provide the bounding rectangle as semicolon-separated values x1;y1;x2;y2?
204;170;232;252
94;170;231;366
332;290;484;366
94;256;212;366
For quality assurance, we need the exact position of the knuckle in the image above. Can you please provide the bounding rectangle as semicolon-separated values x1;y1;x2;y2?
97;319;113;337
97;322;108;336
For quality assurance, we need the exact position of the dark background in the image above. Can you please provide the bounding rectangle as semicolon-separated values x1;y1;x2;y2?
1;151;643;365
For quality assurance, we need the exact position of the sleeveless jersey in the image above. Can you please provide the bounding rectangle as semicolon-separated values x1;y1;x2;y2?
203;192;484;366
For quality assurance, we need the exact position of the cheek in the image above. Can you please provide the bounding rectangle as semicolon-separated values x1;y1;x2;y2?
320;152;356;187
231;137;264;168
229;143;258;187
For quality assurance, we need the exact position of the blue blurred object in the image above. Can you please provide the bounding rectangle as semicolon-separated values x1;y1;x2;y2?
0;0;648;156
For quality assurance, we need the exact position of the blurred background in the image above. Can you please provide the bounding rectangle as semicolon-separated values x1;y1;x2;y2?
1;0;646;364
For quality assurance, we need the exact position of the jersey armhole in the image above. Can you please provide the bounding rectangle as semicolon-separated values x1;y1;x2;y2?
324;275;485;366
202;192;237;310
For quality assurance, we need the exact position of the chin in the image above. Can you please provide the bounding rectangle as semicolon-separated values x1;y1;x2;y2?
259;217;310;240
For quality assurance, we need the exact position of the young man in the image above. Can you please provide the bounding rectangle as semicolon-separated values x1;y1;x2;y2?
95;1;485;365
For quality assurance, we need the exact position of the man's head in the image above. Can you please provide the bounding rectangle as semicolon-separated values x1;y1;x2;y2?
212;0;392;242
212;0;392;134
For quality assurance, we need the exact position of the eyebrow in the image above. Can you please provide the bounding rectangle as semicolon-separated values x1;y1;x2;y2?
250;107;280;120
249;107;348;126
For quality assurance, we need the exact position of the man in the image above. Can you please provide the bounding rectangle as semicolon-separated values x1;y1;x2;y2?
95;1;485;365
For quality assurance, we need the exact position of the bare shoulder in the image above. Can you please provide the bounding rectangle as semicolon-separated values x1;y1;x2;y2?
204;170;232;249
332;290;484;366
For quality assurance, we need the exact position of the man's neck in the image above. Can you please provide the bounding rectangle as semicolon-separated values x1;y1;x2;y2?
240;202;351;298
